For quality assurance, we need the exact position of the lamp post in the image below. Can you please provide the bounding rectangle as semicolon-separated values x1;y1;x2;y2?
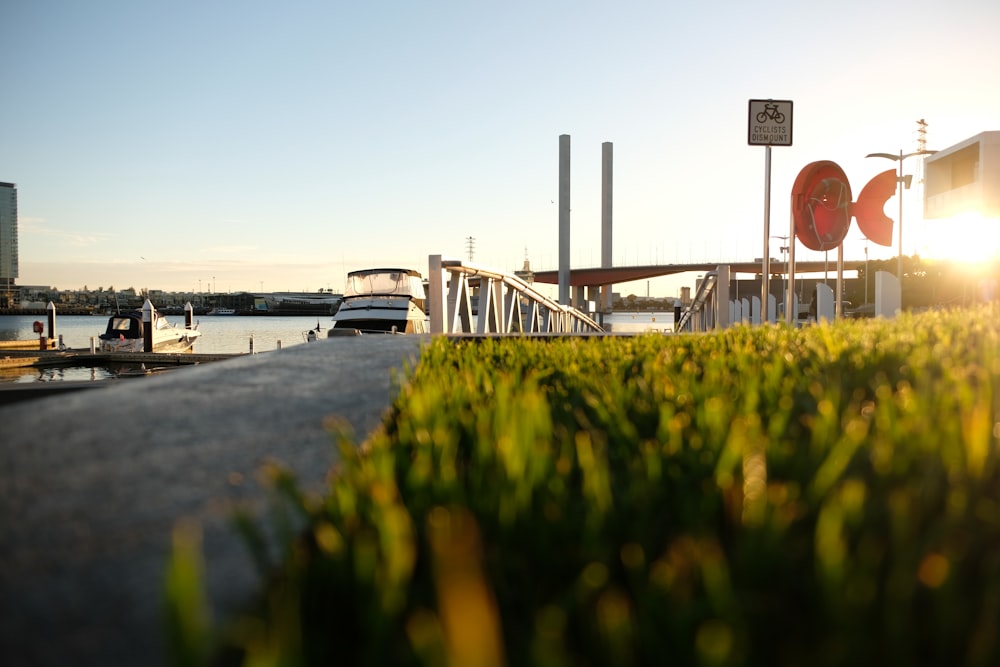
865;148;937;287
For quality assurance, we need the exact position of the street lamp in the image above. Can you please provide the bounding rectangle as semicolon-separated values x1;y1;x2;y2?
865;148;937;286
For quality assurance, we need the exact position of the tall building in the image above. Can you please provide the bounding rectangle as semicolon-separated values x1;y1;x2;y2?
0;182;18;306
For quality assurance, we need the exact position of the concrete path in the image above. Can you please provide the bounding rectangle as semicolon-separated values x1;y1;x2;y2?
0;335;425;667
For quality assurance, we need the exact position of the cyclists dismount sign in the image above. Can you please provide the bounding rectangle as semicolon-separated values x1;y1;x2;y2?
748;99;793;146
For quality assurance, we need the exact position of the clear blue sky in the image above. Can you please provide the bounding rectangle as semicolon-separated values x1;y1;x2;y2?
3;0;999;296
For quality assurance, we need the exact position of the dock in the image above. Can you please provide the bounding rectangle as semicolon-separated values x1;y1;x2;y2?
0;348;241;369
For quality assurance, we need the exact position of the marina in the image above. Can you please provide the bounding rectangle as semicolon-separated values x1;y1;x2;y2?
0;313;336;391
0;313;335;357
0;309;675;387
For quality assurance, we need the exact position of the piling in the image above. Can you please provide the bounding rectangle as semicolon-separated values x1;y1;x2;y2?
142;299;154;353
47;301;57;341
184;302;194;329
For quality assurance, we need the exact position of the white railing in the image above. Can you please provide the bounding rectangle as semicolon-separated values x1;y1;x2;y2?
427;255;604;335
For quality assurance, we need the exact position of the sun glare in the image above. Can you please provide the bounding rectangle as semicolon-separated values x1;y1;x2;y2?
915;211;1000;265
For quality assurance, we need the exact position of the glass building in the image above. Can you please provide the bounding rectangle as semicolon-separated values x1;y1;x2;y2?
0;182;18;306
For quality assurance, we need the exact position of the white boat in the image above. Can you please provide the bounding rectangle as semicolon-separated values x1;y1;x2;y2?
98;308;202;353
329;268;428;335
207;307;236;316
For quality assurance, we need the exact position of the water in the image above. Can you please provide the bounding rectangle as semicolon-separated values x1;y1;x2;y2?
603;311;675;333
0;313;329;355
0;311;675;383
0;313;330;384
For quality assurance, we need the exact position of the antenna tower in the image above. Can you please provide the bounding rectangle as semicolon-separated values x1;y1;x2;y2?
916;118;929;153
465;236;475;262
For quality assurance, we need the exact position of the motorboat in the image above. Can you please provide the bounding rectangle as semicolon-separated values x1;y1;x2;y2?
207;307;236;316
329;268;428;335
98;308;202;353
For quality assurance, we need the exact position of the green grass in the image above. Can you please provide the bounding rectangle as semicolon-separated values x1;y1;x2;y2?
167;304;1000;667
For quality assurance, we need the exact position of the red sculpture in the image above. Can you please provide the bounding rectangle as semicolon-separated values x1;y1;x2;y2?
791;161;898;251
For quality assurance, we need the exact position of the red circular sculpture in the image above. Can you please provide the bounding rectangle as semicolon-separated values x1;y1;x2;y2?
791;160;853;251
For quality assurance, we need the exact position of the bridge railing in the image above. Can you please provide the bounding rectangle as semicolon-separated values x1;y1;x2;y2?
427;255;604;335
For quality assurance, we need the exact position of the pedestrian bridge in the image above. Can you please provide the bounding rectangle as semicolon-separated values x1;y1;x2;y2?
427;255;603;335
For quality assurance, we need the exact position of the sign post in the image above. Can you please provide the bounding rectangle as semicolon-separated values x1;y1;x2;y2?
748;99;793;322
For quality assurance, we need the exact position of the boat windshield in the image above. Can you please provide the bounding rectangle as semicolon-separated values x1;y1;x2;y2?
344;270;422;298
109;317;134;332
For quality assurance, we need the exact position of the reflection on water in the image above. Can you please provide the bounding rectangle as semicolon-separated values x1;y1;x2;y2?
0;365;116;384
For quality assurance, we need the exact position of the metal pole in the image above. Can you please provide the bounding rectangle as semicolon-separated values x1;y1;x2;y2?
897;150;904;284
787;208;796;325
836;244;844;319
864;244;869;305
762;146;771;322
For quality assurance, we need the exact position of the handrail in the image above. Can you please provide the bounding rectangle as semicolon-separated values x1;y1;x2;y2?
427;255;603;334
675;271;717;332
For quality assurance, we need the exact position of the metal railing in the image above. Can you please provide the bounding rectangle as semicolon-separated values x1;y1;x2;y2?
427;255;603;335
675;271;714;332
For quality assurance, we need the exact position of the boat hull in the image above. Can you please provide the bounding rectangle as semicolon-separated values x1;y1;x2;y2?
331;302;427;334
99;333;201;353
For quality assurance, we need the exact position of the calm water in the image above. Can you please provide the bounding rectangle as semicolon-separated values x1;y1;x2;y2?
0;314;331;383
0;313;330;355
603;311;675;333
0;311;674;383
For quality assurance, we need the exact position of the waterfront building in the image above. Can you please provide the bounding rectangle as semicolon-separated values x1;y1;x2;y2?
0;182;17;307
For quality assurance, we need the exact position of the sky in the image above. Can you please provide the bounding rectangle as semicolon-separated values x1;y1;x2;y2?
3;0;999;298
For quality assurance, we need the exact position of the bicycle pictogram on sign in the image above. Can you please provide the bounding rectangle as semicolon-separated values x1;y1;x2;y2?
755;103;785;124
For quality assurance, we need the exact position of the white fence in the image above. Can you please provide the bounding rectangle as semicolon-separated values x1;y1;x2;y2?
427;255;604;335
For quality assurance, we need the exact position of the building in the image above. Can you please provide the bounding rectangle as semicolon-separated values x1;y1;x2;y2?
924;130;1000;219
0;182;18;307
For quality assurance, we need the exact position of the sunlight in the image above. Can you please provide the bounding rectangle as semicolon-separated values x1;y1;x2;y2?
914;211;1000;264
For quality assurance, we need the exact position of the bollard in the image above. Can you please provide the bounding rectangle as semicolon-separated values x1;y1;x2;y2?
142;299;154;353
249;334;254;354
90;336;97;354
276;340;282;350
33;320;45;350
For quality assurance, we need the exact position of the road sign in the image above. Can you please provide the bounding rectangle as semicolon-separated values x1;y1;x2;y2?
748;99;793;146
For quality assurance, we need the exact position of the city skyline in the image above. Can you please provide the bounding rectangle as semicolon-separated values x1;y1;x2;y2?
3;2;1000;298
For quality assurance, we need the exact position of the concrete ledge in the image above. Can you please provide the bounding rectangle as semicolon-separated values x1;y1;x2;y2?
0;335;426;667
0;380;111;406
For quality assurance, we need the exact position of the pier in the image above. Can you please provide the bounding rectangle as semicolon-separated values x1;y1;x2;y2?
0;336;425;666
0;348;240;370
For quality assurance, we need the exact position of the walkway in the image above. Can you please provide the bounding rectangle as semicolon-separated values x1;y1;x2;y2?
0;335;425;667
